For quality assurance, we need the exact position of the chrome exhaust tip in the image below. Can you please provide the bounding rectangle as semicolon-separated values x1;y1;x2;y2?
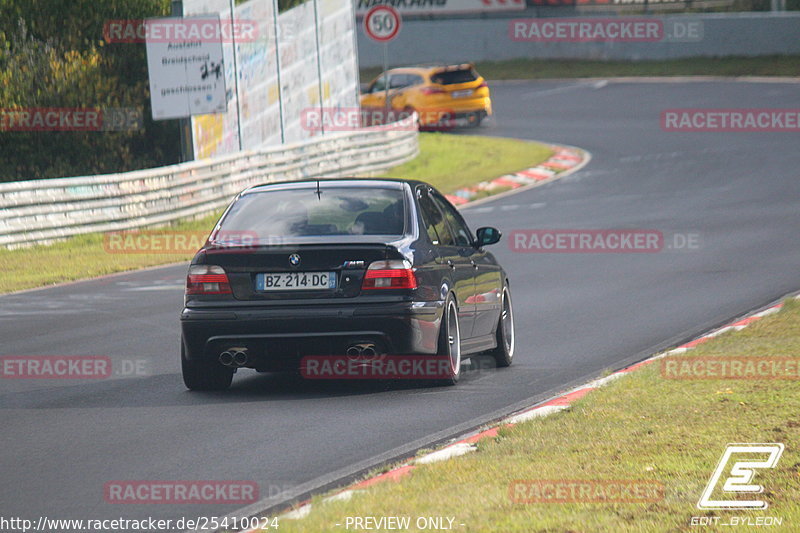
346;342;379;359
346;346;361;357
219;351;234;366
232;349;248;367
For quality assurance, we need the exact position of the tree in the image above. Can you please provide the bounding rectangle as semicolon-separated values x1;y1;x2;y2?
0;0;180;181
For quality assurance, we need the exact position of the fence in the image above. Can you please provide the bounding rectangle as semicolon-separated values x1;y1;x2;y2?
0;117;419;248
184;0;360;158
356;12;800;66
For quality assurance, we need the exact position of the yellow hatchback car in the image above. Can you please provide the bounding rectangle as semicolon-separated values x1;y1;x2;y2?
360;64;492;129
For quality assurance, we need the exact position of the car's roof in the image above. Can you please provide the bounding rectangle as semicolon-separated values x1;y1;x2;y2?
242;177;431;196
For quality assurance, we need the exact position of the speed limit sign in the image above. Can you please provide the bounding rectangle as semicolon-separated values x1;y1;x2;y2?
363;6;401;43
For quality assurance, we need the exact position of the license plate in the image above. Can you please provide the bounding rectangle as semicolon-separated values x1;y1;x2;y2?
451;89;473;98
256;272;336;291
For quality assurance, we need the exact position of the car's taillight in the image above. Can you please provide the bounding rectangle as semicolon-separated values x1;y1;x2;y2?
420;87;446;95
362;260;417;290
477;81;488;89
186;265;232;295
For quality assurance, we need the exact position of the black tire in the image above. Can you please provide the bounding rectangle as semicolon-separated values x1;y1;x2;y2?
488;283;515;367
436;295;462;385
181;342;234;391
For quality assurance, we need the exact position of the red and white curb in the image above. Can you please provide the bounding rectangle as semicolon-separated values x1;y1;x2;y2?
444;145;587;207
251;295;797;529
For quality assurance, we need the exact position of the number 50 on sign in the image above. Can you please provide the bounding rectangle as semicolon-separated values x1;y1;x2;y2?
363;6;401;43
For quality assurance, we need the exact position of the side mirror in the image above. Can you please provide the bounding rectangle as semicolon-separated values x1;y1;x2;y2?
475;226;501;247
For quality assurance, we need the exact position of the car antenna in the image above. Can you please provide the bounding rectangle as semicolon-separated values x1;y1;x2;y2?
315;179;322;200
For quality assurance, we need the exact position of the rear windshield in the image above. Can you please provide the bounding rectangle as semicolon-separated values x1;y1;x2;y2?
430;68;478;85
215;187;406;242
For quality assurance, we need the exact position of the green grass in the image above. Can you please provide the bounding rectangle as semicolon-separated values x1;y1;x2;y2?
361;55;800;83
0;211;223;294
0;133;552;294
381;133;552;193
275;298;800;532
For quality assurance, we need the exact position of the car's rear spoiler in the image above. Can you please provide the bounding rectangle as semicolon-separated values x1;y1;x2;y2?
432;63;475;74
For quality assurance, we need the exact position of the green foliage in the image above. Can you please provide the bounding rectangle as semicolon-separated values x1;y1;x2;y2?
0;0;179;181
277;0;310;11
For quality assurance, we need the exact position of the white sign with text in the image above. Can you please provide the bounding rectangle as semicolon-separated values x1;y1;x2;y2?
145;16;227;120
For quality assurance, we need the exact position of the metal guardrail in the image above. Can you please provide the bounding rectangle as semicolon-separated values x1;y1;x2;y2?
0;118;419;248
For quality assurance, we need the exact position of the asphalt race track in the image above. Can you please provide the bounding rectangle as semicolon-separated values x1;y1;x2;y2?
2;80;799;527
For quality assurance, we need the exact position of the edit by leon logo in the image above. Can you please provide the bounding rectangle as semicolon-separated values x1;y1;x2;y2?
697;443;784;510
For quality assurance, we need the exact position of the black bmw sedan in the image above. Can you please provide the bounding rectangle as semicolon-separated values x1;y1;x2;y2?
180;178;514;390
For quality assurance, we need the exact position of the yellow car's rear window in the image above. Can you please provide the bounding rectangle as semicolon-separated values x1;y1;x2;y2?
430;68;479;85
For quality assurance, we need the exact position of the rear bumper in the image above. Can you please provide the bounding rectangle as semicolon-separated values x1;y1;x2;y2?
449;96;492;115
180;300;444;370
418;99;492;127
